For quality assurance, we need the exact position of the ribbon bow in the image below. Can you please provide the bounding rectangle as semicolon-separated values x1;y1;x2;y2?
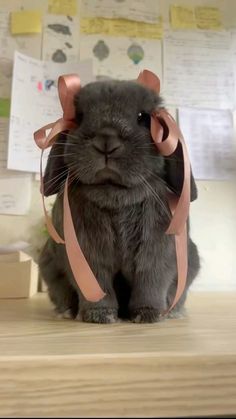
34;70;191;314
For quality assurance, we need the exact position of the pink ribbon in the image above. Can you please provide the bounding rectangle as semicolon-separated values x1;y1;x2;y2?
34;74;106;302
34;70;192;315
138;69;191;313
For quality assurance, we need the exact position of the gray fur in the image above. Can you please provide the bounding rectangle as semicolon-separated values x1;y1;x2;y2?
39;79;200;323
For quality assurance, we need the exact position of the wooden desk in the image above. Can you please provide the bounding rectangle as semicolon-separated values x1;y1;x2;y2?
0;292;236;417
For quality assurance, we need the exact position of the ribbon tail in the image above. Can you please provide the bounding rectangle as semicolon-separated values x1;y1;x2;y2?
63;176;106;302
166;135;191;235
170;223;188;312
164;223;188;315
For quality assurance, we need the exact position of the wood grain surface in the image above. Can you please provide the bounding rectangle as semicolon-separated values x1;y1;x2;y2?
0;292;236;417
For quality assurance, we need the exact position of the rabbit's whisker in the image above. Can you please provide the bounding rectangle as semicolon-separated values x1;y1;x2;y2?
43;162;78;190
47;153;76;159
137;174;171;220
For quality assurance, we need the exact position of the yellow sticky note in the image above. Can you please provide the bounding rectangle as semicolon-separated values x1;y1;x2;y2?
81;18;163;40
80;18;110;35
195;7;222;30
170;5;196;30
11;10;42;34
48;0;77;16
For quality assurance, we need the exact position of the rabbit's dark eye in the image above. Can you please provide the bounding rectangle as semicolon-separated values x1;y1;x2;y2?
137;112;151;128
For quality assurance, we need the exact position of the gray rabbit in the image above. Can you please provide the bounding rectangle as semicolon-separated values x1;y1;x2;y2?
39;78;200;323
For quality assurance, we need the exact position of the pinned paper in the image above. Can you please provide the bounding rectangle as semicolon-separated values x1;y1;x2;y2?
232;30;236;108
195;7;223;30
0;98;10;118
42;14;79;62
48;0;77;16
7;51;93;173
0;11;42;60
81;18;163;39
0;173;32;215
80;34;162;81
163;30;234;109
170;5;196;30
178;107;235;180
10;10;42;34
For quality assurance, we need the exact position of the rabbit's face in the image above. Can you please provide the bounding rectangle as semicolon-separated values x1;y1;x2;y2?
64;80;164;189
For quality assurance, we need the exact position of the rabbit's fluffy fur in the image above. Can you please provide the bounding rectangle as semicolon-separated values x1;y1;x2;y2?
39;79;200;323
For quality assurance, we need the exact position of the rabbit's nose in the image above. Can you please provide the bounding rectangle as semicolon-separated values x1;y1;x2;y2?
93;128;122;156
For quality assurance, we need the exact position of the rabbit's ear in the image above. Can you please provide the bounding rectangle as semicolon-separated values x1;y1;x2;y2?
164;141;198;202
43;133;68;196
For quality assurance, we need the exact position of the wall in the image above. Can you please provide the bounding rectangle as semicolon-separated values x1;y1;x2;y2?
0;0;235;291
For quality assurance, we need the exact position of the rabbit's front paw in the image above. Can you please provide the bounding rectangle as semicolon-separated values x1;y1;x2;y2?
130;307;162;323
79;308;118;324
54;308;74;320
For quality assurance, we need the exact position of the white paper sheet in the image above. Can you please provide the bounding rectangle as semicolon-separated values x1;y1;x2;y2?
164;30;235;109
81;0;160;24
42;14;80;63
80;35;162;82
231;30;236;108
0;117;32;215
7;51;93;173
178;107;235;180
0;10;42;100
0;173;31;215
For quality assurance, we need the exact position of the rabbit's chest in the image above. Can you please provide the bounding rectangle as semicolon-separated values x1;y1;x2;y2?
112;200;158;261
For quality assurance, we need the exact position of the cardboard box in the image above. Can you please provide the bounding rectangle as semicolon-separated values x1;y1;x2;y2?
0;251;39;298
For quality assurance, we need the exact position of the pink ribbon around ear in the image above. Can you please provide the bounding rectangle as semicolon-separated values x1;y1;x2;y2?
34;74;106;303
34;69;192;315
138;69;191;313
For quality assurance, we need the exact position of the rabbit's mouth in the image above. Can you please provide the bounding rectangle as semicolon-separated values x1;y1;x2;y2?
93;167;125;187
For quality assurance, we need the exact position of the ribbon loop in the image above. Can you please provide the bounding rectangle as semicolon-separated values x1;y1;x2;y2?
137;69;161;93
58;74;81;121
151;109;190;236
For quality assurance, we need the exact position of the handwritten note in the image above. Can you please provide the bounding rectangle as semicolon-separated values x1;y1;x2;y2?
80;17;163;39
170;5;196;30
178;107;235;180
42;14;79;62
163;30;234;109
10;10;42;34
48;0;77;16
0;173;32;215
195;7;223;30
0;12;41;60
80;35;162;81
7;51;93;173
81;0;160;24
